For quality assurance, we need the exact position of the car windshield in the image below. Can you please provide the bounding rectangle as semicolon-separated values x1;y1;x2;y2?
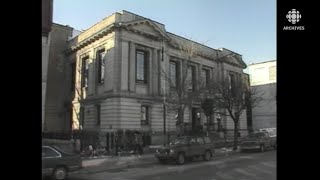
249;132;265;138
170;137;187;145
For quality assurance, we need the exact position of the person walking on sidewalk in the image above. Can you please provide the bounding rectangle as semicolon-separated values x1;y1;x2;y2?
223;127;227;143
133;132;143;155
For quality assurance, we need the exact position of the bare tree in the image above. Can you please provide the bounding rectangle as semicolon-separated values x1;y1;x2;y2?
159;39;205;135
211;75;263;150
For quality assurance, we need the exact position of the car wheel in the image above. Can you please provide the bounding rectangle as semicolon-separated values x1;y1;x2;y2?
203;150;211;161
176;153;185;165
52;167;67;180
260;145;265;152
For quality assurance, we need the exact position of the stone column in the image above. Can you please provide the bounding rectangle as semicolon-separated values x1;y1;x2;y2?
148;49;153;95
157;49;162;96
128;42;136;92
198;64;203;90
113;30;121;91
152;49;159;96
120;40;129;91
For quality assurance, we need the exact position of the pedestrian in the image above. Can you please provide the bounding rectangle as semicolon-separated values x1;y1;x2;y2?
223;128;227;142
134;132;143;155
88;145;93;158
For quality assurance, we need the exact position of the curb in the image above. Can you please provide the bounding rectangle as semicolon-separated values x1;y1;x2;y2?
75;156;156;175
73;147;240;175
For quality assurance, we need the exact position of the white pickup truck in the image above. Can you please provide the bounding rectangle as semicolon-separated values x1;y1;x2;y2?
258;128;276;137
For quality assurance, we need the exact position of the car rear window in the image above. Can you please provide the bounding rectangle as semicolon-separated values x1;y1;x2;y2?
197;137;205;144
204;137;211;143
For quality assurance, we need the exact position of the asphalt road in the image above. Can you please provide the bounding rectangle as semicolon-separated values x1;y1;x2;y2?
71;150;276;180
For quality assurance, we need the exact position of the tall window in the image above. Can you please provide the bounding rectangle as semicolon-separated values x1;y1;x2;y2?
70;61;76;92
229;73;235;96
187;66;195;92
80;107;85;127
141;106;149;125
97;50;106;84
136;50;148;83
96;105;101;125
170;61;178;88
201;69;210;88
81;57;89;89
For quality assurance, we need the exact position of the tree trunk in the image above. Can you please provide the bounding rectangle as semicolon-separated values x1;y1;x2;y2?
176;107;185;136
180;108;185;135
207;116;209;131
233;120;239;150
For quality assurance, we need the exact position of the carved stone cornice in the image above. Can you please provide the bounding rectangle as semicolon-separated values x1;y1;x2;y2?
65;24;117;55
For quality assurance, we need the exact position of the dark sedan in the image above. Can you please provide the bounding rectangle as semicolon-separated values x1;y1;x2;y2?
42;145;82;180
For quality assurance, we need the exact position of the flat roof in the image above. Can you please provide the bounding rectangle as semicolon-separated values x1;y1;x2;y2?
249;60;276;66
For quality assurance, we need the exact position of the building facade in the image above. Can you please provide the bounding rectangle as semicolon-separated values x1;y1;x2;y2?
42;0;53;131
66;10;249;144
248;60;277;130
248;60;276;86
43;23;76;132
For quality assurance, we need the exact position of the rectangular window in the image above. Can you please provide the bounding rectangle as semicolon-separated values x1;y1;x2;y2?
81;57;89;89
42;147;60;158
96;105;101;125
70;61;76;92
80;107;85;127
229;73;235;96
141;106;149;125
201;69;210;88
170;61;178;88
187;66;195;92
97;50;106;84
70;105;73;129
136;50;148;83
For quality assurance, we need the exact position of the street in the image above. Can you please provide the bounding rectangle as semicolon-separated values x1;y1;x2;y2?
70;150;276;180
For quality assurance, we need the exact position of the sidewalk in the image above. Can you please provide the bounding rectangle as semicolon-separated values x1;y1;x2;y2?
74;147;239;175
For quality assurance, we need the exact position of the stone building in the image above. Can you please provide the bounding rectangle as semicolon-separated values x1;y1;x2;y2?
66;10;249;144
248;60;277;130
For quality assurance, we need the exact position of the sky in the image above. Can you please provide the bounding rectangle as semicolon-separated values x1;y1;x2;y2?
53;0;276;65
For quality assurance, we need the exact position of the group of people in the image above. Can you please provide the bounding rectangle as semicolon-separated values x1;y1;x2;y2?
82;132;144;157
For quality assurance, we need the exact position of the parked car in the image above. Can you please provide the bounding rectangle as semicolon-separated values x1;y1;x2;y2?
155;136;215;165
240;131;277;152
42;145;82;180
